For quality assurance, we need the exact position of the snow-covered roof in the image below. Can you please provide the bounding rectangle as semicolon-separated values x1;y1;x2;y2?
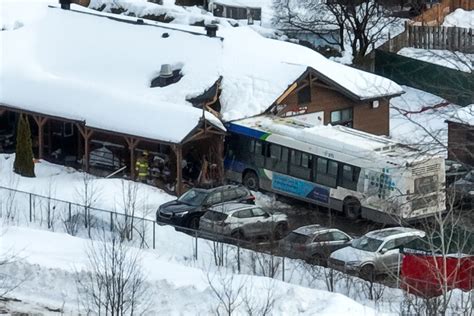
445;104;474;126
1;1;403;135
442;9;474;29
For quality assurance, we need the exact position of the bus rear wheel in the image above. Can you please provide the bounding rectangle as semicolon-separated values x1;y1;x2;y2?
343;198;361;220
243;171;259;191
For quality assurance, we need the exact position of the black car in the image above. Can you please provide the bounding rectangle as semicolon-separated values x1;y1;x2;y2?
156;185;255;229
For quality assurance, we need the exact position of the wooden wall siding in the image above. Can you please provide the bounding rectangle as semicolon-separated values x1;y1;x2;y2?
412;0;474;26
447;122;474;167
278;82;390;136
385;24;473;53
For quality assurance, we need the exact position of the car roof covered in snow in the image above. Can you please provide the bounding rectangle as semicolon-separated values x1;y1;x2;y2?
208;202;255;213
0;1;403;133
365;227;425;241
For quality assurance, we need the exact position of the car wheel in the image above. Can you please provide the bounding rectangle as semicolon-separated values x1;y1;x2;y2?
243;171;259;191
273;223;287;240
343;198;361;220
231;230;244;240
188;216;200;230
360;264;375;282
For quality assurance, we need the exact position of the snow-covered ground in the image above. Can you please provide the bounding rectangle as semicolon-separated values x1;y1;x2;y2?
0;226;381;315
397;48;473;73
1;153;473;315
442;8;474;29
390;86;461;156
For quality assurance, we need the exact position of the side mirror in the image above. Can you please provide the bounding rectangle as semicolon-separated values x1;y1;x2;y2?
380;248;388;254
263;213;270;218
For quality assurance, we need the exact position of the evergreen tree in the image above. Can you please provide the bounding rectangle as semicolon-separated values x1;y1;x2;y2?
13;114;35;177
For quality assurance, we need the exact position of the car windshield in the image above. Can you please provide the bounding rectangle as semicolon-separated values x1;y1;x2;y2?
177;189;208;206
352;236;383;252
285;232;310;244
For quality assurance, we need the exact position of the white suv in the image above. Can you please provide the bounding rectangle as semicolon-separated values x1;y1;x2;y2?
328;227;425;280
199;203;288;240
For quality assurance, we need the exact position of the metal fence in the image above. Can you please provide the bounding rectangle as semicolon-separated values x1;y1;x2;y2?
0;185;288;281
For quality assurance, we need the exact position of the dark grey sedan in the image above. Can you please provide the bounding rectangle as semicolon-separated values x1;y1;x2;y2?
279;225;352;265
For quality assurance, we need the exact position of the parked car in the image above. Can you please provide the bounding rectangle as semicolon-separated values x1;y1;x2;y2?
199;203;288;240
328;227;425;280
448;169;474;209
156;185;255;229
279;225;352;265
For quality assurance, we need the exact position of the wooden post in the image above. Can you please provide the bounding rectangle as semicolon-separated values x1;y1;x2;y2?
174;145;183;196
32;115;48;159
76;125;93;172
124;137;139;180
217;135;224;185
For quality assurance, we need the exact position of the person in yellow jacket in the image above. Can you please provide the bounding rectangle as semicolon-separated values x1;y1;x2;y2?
135;151;149;183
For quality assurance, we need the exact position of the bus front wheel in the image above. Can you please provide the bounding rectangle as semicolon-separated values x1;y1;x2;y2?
243;171;259;191
343;198;361;220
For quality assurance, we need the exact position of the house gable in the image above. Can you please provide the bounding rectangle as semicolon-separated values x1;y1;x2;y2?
267;69;392;136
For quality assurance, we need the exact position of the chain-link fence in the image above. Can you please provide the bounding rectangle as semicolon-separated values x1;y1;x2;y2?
0;185;288;280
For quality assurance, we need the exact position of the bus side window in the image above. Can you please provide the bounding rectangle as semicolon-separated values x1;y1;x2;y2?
315;157;338;188
289;149;311;180
339;164;361;191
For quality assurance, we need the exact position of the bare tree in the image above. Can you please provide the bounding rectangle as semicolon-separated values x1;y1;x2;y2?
206;268;246;316
116;179;139;242
76;231;150;315
75;172;101;237
273;0;400;64
242;279;277;316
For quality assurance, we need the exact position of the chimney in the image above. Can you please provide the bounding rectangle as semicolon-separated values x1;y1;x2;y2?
205;24;218;38
59;0;71;10
159;64;173;79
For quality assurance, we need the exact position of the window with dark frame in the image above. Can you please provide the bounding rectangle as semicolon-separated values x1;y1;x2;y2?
289;149;311;180
330;108;353;127
297;85;311;105
315;157;338;188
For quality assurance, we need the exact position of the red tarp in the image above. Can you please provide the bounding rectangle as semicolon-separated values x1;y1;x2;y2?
401;253;474;298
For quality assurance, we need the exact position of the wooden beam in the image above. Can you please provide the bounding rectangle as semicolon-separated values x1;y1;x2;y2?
76;124;93;172
173;145;183;196
124;137;140;180
275;82;297;104
32;115;48;159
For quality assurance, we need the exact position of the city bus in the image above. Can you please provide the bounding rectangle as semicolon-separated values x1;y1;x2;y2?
224;116;446;224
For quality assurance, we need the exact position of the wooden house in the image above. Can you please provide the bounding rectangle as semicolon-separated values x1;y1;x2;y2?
445;105;474;167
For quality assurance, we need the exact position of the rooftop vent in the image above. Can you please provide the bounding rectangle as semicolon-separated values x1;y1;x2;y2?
151;64;183;88
59;0;71;10
162;32;169;38
205;24;218;38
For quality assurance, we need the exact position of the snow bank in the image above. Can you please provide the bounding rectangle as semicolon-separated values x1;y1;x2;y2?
442;9;474;29
397;48;473;73
0;154;173;218
0;226;380;315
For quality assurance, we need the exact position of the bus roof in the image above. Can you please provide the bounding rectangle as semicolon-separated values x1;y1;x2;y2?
228;116;429;165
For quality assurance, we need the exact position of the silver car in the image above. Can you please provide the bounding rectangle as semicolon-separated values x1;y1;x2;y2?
279;225;352;265
328;227;425;280
199;203;288;240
